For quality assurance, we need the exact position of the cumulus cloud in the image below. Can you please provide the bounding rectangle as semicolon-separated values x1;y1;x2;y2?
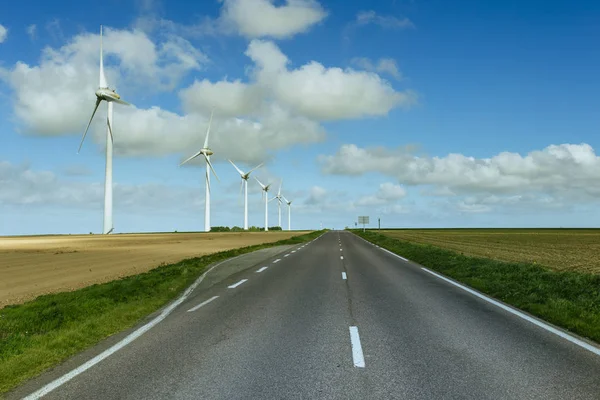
0;24;7;43
219;0;327;39
355;10;415;30
0;26;207;134
356;182;406;206
0;161;202;212
319;143;600;206
351;57;402;80
1;24;412;165
179;39;415;123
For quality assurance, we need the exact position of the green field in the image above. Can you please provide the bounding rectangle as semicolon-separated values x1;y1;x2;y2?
379;229;600;274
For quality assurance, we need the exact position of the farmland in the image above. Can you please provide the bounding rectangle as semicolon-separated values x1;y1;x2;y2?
0;231;309;308
379;229;600;274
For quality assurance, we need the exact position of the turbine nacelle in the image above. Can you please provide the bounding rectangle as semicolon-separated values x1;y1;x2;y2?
201;148;214;157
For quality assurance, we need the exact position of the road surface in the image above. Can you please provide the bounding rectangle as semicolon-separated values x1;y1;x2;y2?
13;231;600;399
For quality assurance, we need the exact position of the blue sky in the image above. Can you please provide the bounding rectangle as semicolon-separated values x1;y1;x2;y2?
1;0;599;235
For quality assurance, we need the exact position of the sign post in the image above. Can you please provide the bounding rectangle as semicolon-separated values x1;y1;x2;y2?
358;216;369;232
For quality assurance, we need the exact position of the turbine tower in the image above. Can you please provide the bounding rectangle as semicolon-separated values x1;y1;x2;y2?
255;177;271;231
79;25;131;234
282;195;292;231
180;110;220;232
229;160;263;230
273;179;284;228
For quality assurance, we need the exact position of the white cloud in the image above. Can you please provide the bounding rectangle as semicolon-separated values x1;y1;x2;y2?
0;24;7;43
219;0;327;39
26;24;36;40
319;143;600;208
355;10;415;30
1;24;413;165
351;57;402;80
304;185;328;205
0;161;202;211
356;182;406;206
243;40;416;120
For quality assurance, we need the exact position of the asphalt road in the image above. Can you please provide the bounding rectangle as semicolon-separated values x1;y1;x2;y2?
13;231;600;399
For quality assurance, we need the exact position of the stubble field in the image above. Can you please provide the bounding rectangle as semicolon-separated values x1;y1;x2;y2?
0;231;308;308
380;229;600;273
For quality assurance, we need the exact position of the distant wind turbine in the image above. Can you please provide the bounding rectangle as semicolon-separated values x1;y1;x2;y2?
255;177;272;232
282;195;292;231
271;179;284;228
229;160;263;230
78;25;131;235
179;110;220;232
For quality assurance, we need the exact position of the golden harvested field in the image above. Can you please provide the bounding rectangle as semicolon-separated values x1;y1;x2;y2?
0;231;309;308
380;229;600;274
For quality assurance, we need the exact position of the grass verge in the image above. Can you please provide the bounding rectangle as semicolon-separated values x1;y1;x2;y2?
0;230;324;396
353;230;600;344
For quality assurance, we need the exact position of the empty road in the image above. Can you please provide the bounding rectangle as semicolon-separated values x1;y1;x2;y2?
14;231;600;399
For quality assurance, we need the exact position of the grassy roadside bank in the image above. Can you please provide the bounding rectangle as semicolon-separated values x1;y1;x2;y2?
0;230;324;396
353;230;600;345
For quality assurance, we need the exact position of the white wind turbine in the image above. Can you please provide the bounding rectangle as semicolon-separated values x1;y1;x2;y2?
270;179;284;228
179;110;220;232
78;25;131;235
254;177;272;231
282;195;292;231
229;160;263;230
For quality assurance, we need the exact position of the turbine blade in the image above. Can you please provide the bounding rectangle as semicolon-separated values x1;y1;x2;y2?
78;97;102;153
247;162;264;176
206;167;211;194
278;178;283;196
99;25;107;88
110;96;131;106
204;154;220;182
203;108;214;149
179;150;202;166
282;195;289;203
239;179;244;206
107;114;113;143
254;176;265;189
229;159;245;177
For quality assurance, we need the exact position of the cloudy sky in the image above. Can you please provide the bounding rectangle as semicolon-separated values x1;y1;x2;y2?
1;0;599;235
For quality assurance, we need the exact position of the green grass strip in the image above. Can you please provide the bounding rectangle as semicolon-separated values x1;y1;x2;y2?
0;230;324;396
353;230;600;344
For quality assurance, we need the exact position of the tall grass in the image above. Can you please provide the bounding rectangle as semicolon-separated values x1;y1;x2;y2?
354;230;600;344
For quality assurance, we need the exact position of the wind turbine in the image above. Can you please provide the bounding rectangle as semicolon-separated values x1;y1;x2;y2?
272;179;284;228
180;110;220;232
78;25;131;235
255;177;271;231
282;195;292;231
229;160;263;230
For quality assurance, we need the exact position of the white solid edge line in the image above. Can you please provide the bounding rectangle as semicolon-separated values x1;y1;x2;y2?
342;272;347;280
228;279;248;289
349;326;365;367
256;266;268;273
421;268;600;357
273;259;281;263
187;296;219;313
22;254;244;400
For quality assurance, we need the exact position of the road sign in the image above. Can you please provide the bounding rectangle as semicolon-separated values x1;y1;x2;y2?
358;216;369;224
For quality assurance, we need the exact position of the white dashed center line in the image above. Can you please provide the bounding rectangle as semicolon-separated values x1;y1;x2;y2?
228;279;248;289
273;259;281;263
187;296;219;312
342;272;347;280
256;266;268;273
284;254;290;257
349;326;365;368
340;256;344;260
